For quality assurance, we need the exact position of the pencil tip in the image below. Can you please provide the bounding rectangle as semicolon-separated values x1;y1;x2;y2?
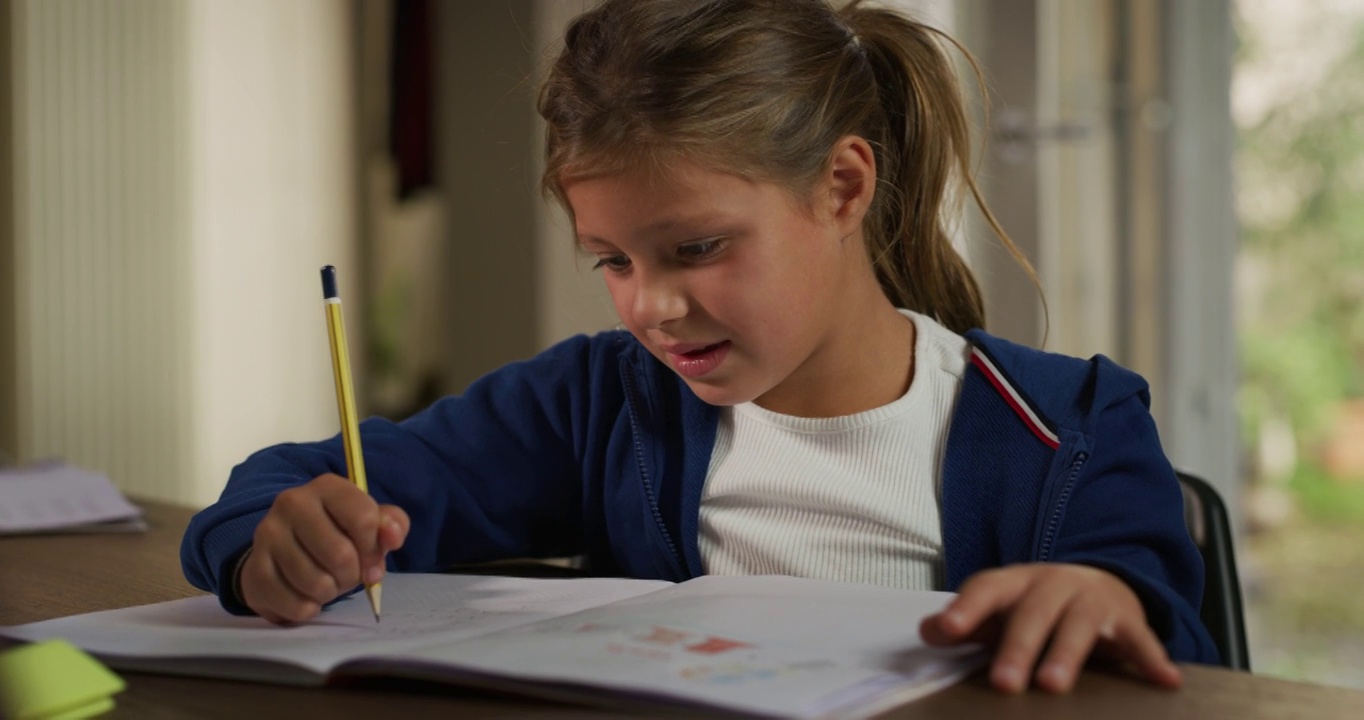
366;583;382;623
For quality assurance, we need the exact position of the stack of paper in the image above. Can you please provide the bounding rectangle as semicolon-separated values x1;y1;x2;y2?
0;463;146;535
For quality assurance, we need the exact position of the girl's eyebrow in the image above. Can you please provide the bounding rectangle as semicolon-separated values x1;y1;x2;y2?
579;212;734;248
640;212;729;235
576;233;616;250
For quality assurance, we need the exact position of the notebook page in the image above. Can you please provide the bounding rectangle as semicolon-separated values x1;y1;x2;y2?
390;574;984;718
0;463;144;534
0;574;672;680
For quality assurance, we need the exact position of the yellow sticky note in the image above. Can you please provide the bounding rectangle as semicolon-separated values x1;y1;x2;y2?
0;639;125;720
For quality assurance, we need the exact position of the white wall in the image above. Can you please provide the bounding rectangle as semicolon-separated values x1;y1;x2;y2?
185;0;357;506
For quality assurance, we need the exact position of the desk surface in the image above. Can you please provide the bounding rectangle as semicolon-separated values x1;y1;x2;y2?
2;501;1361;719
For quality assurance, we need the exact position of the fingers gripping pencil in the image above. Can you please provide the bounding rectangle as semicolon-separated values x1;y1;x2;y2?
321;265;382;623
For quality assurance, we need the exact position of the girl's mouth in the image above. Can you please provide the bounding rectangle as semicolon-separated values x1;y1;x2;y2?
664;341;731;379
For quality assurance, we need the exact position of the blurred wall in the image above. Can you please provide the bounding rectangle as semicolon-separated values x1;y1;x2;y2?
435;0;542;393
532;0;618;348
185;0;358;506
0;0;16;464
2;0;356;507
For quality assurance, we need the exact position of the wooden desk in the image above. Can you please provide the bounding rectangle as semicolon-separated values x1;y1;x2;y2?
2;501;1361;719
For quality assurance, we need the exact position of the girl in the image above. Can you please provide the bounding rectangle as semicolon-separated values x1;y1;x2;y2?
182;0;1219;695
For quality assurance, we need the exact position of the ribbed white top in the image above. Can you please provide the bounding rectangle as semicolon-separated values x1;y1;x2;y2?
698;310;969;590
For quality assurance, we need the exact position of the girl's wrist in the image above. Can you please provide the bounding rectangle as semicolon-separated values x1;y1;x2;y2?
228;546;254;610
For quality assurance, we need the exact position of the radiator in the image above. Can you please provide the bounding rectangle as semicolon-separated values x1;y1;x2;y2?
11;0;192;501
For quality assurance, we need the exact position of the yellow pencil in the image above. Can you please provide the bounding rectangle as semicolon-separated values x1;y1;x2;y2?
321;265;381;623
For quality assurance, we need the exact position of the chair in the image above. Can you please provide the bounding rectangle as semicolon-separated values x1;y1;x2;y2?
1177;470;1251;670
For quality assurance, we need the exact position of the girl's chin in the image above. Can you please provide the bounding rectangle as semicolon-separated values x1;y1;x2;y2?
677;377;760;408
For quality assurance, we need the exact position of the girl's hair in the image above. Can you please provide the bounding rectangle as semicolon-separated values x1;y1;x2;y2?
538;0;1039;334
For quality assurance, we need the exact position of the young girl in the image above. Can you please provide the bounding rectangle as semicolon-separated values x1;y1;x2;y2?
182;0;1218;695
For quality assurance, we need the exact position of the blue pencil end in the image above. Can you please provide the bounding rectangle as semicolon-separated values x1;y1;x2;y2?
321;265;339;299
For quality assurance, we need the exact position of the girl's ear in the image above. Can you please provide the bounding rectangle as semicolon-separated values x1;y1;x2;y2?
826;135;877;235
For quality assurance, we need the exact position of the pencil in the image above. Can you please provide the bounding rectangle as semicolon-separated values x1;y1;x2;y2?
320;265;382;623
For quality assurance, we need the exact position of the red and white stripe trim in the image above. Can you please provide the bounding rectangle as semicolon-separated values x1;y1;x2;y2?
969;347;1061;450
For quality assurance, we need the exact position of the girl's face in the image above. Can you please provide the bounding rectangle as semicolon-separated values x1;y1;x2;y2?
564;149;893;415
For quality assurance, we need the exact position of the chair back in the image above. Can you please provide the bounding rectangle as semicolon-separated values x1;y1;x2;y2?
1177;471;1251;670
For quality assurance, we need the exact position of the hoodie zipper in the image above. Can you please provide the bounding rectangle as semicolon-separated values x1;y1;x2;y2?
1037;450;1089;561
620;363;686;577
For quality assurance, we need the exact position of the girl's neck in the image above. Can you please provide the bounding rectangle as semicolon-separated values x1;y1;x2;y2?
753;287;916;419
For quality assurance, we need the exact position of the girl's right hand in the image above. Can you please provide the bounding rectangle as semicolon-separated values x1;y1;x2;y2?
239;473;409;624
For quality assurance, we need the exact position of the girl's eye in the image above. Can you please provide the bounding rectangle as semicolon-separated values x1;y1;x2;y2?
677;238;725;261
592;255;632;273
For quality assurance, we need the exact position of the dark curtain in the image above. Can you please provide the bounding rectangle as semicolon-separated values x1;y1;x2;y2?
389;0;435;199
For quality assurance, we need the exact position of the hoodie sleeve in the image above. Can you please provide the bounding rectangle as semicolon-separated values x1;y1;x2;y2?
1047;387;1223;666
180;334;611;613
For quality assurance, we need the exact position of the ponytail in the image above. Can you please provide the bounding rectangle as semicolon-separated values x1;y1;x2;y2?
841;1;1041;334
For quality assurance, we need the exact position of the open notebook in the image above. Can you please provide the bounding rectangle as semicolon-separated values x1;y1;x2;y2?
1;573;984;718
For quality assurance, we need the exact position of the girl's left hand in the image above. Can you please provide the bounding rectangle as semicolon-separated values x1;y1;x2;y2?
919;563;1183;693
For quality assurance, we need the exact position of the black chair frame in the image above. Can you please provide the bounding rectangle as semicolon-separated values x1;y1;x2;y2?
1177;471;1251;670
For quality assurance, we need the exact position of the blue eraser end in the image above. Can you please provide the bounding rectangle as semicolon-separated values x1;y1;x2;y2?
321;266;338;299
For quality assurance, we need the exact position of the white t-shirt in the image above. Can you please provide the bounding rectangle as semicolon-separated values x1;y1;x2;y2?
698;310;969;590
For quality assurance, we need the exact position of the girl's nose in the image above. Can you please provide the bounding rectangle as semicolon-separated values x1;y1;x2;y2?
631;271;688;329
